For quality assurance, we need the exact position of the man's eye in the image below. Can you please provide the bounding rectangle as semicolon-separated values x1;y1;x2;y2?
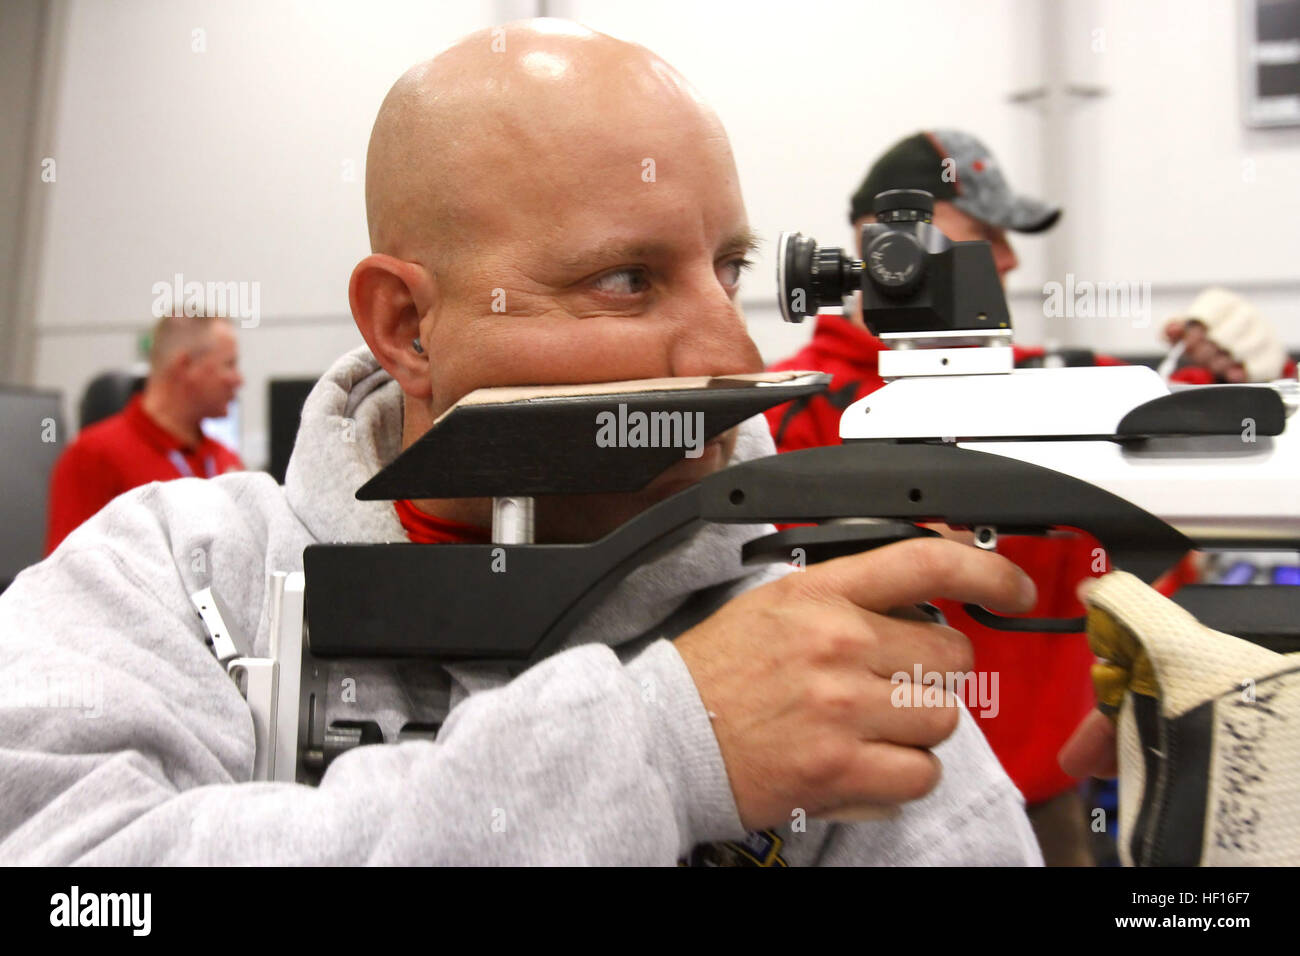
591;268;651;296
717;257;754;290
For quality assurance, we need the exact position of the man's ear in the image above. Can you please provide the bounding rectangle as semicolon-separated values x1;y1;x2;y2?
169;350;194;383
349;254;436;399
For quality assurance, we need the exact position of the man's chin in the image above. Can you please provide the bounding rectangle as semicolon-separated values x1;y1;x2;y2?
537;436;733;543
643;437;730;500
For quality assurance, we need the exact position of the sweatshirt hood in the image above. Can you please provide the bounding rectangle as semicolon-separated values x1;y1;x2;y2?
285;345;408;544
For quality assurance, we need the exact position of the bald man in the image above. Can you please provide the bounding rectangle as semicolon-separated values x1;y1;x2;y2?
0;20;1041;865
45;313;244;554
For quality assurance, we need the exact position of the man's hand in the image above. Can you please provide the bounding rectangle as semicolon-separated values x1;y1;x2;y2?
1058;577;1118;780
1164;287;1287;383
674;538;1036;831
1164;320;1248;383
1058;708;1118;779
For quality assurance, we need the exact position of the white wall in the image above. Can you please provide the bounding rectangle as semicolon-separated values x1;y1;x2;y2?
32;0;498;467
1055;0;1300;352
560;0;1300;361
30;0;1300;471
556;0;1053;358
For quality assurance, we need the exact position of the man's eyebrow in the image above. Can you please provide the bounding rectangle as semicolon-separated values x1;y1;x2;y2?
554;240;675;272
720;228;762;255
555;230;762;273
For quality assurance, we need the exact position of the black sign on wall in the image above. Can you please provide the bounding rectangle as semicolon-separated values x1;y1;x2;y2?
1243;0;1300;126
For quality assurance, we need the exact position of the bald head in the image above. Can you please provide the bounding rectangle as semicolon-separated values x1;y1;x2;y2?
141;312;242;428
364;19;724;266
350;19;760;541
149;313;230;374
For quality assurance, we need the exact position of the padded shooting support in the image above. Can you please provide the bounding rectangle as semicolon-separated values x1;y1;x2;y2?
357;372;830;499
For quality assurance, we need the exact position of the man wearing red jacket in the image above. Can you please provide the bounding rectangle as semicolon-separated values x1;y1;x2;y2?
766;129;1292;864
46;313;244;554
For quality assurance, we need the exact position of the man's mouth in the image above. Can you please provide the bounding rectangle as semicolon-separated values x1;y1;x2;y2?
646;436;729;493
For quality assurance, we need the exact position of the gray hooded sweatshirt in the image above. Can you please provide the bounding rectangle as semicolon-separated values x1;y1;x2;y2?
0;346;1042;866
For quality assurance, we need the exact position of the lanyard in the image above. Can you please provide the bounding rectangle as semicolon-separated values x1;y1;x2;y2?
167;450;217;479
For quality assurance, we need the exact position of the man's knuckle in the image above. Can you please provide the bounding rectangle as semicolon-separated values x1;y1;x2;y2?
905;701;956;747
910;538;958;585
807;676;856;720
896;754;942;801
796;738;853;790
940;627;975;674
809;621;867;665
932;700;962;739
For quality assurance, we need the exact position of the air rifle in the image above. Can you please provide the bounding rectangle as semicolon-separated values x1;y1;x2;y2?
225;189;1299;783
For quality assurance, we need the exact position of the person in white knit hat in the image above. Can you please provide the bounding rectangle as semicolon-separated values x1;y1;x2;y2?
1164;287;1294;384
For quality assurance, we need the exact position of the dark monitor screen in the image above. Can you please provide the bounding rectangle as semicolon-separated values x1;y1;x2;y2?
268;378;318;485
0;387;64;590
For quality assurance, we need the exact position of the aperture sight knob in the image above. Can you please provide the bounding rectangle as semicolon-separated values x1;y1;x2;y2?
864;231;926;298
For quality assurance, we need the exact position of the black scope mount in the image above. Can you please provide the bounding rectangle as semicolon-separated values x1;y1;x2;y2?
777;189;1011;337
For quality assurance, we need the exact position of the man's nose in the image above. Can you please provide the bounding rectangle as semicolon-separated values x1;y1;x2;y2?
667;286;764;379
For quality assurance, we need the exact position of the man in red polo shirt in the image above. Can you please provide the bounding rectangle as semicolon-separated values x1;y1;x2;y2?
766;129;1292;864
46;313;244;554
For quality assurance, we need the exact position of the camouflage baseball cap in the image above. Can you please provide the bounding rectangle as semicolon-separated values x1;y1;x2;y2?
850;129;1061;233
